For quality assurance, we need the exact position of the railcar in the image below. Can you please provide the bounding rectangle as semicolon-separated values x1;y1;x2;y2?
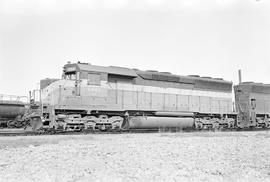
234;82;270;128
0;95;27;127
39;62;237;131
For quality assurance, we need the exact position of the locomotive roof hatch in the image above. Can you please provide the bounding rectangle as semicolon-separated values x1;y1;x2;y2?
135;69;232;92
136;70;231;84
77;63;138;77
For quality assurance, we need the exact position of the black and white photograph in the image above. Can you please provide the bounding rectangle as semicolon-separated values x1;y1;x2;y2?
0;0;270;181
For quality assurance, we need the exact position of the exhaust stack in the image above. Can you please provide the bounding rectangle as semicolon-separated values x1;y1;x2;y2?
238;69;242;84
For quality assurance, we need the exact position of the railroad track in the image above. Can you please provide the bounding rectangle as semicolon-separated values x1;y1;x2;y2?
0;127;269;136
0;128;162;136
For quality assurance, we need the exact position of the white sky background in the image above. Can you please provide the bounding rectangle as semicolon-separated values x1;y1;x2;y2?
0;0;270;96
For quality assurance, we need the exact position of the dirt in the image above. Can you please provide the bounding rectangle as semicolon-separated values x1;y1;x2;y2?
0;131;269;182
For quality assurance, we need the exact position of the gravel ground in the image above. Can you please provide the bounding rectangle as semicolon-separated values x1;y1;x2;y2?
0;131;269;182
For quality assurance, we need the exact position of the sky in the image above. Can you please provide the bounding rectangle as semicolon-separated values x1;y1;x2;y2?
0;0;270;96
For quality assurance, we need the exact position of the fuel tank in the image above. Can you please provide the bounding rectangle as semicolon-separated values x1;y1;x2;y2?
129;116;194;129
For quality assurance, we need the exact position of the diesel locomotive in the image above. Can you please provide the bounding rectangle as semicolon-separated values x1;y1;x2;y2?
31;62;269;131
